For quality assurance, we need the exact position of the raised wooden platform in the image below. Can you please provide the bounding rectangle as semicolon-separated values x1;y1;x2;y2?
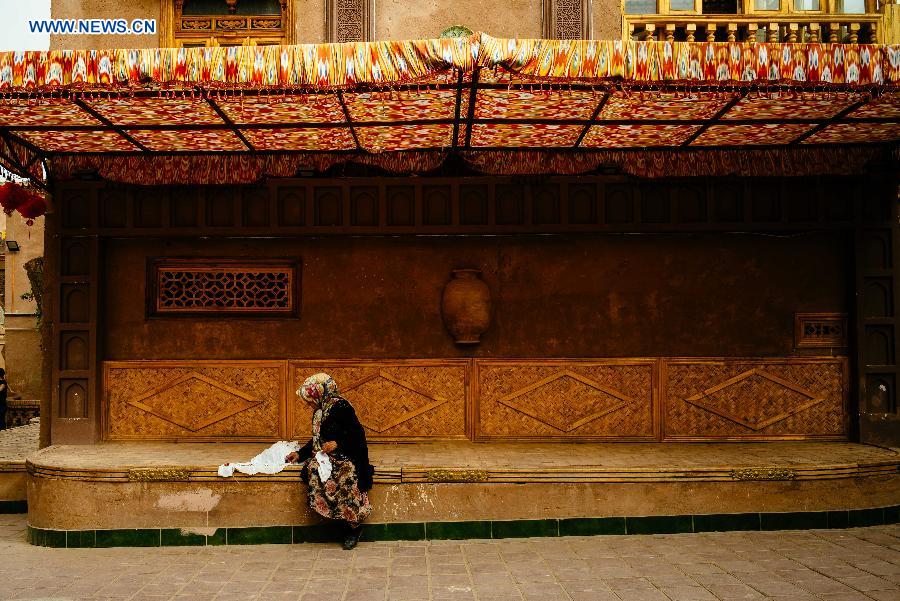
25;441;900;545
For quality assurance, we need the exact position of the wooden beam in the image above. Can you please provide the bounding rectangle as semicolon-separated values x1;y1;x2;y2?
680;91;747;147
574;92;611;148
73;99;151;153
336;90;363;152
203;91;257;152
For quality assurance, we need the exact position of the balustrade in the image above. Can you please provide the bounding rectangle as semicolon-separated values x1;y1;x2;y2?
628;15;881;42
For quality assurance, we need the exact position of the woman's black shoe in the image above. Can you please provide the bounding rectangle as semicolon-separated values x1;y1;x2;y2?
342;525;362;550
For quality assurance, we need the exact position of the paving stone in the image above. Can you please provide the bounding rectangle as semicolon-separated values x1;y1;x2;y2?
2;516;900;601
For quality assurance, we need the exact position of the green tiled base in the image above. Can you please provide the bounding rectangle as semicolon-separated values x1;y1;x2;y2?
27;504;900;548
0;500;27;514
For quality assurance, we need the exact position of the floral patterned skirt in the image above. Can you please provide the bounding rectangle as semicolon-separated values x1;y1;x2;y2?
304;455;372;525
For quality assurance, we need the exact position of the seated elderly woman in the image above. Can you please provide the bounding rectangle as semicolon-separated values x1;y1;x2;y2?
285;373;374;550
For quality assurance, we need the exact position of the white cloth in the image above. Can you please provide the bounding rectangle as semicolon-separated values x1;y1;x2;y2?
217;441;300;477
315;450;332;482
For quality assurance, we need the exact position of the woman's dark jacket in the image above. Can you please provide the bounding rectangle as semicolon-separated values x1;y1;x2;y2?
297;399;374;491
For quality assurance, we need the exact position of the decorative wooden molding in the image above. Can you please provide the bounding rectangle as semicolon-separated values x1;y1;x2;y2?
326;0;373;43
59;178;867;238
424;469;489;483
543;0;591;39
127;468;191;482
146;257;300;318
730;467;796;481
795;312;848;348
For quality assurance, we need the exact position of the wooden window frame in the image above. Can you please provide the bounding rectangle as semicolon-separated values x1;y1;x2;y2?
146;257;301;319
160;0;294;48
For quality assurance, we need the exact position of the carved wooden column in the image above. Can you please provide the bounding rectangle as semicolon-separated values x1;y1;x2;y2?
542;0;591;39
326;0;373;42
854;172;900;446
50;184;101;443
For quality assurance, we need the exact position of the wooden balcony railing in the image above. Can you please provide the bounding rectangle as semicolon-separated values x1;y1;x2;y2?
626;14;883;42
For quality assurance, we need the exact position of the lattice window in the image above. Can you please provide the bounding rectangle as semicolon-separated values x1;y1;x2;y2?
148;258;299;317
327;0;373;42
795;312;848;348
543;0;591;39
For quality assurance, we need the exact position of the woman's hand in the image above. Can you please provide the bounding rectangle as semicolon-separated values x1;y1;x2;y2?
322;441;337;454
284;451;300;464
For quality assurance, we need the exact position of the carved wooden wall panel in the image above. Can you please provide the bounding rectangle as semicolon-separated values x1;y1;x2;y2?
475;360;658;440
289;360;469;441
103;362;286;441
61;177;865;238
662;358;848;440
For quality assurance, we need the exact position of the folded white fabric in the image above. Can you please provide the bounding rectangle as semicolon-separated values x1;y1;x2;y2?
217;440;300;478
315;450;332;482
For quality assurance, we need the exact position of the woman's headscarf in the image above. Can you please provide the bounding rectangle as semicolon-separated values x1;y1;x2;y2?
297;373;343;451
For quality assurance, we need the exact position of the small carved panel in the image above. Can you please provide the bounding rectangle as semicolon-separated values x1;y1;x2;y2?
327;0;372;42
289;361;469;440
104;362;284;440
476;360;657;440
663;359;847;439
543;0;590;39
60;379;88;418
147;258;299;317
795;312;849;348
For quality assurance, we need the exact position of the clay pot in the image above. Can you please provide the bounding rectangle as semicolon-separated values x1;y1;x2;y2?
441;268;492;344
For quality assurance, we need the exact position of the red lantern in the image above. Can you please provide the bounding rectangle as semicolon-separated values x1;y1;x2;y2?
0;181;28;215
0;181;48;224
17;192;47;225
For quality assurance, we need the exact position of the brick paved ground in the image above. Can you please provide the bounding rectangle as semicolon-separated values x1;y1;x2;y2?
0;515;898;601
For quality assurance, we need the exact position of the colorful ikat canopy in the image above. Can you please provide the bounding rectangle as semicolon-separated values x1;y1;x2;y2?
0;33;897;184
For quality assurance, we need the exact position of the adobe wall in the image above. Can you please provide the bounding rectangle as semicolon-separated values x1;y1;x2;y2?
48;0;625;48
50;0;161;50
102;230;850;360
2;214;45;400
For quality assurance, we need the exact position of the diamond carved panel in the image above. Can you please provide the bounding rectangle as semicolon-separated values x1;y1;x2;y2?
683;369;824;431
664;359;847;440
498;370;636;432
124;371;264;432
290;361;468;440
343;371;449;433
477;361;657;440
104;362;284;440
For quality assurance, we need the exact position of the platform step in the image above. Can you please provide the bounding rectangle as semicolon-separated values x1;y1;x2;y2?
26;506;900;548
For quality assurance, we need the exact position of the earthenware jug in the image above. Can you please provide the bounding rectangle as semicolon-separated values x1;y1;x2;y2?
441;268;491;344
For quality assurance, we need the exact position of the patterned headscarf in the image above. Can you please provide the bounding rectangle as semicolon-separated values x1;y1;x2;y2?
297;373;342;451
